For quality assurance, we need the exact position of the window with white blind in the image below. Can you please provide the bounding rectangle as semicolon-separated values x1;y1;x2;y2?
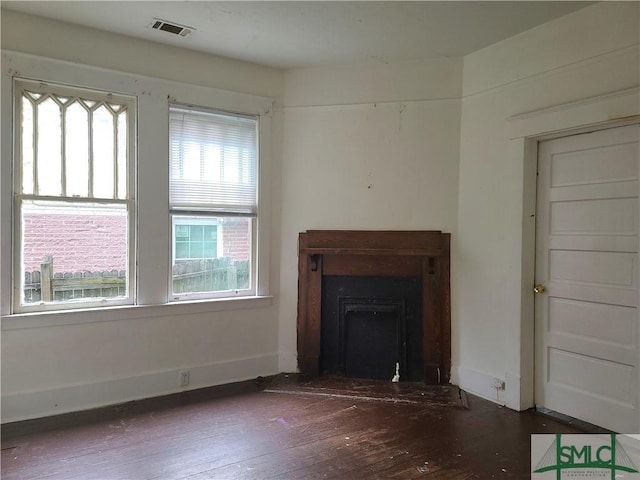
13;79;136;312
169;104;258;299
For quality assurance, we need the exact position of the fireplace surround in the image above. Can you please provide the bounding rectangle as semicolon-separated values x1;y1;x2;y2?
297;230;451;384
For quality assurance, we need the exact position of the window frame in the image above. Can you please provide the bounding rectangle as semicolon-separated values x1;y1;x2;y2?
12;78;137;313
1;51;273;323
168;103;259;301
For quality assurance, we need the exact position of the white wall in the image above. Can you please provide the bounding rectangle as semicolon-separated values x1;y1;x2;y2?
0;11;284;422
277;59;463;371
454;1;640;406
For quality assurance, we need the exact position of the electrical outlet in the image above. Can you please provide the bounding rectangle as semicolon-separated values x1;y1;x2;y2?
493;378;505;391
179;370;190;387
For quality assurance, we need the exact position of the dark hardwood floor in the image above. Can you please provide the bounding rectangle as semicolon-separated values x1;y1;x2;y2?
1;376;584;479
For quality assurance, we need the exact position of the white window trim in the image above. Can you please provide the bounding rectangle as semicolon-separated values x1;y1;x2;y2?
12;79;137;313
0;50;273;324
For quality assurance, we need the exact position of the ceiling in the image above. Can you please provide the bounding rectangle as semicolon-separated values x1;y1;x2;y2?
2;1;594;69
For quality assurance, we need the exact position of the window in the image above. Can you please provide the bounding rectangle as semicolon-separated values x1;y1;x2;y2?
169;104;257;299
13;79;135;312
174;223;220;261
2;53;273;321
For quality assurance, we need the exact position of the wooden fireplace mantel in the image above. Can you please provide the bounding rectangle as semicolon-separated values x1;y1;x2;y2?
297;230;451;384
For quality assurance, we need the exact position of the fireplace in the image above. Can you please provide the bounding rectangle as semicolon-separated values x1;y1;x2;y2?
297;230;451;384
321;275;423;381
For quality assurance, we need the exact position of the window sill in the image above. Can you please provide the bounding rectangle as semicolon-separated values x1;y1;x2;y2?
1;295;274;331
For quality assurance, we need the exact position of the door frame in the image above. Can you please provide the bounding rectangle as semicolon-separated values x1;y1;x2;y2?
504;87;640;415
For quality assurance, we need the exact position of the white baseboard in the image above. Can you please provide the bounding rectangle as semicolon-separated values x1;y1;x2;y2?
1;354;279;424
452;365;507;406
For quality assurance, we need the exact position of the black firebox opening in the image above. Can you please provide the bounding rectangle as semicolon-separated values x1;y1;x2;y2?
320;276;423;382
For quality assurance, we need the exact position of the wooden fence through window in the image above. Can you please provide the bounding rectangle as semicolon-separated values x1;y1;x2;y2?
23;257;250;302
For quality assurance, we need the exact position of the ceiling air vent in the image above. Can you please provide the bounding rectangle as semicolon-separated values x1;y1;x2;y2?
149;18;194;37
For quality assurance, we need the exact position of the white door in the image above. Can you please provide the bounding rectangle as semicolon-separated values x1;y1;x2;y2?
535;124;640;433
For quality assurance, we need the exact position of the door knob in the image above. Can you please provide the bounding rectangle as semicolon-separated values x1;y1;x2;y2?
533;284;546;294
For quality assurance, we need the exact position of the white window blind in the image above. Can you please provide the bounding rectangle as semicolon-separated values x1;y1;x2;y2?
169;105;258;215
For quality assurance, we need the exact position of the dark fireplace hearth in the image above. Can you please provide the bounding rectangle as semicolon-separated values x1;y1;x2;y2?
297;230;451;385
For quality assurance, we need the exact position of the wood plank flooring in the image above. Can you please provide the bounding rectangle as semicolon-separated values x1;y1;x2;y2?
1;376;585;479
